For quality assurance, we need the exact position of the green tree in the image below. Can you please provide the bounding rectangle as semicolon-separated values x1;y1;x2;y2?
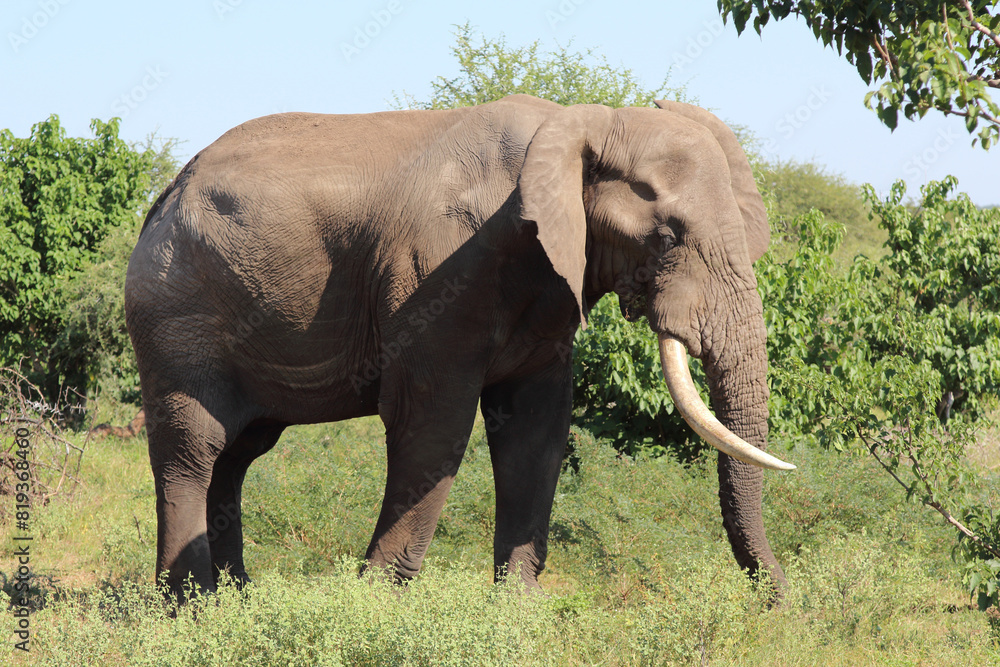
758;159;881;265
0;115;154;401
718;1;1000;147
763;179;1000;611
396;23;681;110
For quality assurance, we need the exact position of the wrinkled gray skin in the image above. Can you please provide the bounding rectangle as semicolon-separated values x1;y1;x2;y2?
125;94;785;600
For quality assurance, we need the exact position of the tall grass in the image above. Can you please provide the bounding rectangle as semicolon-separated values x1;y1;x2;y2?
2;417;998;665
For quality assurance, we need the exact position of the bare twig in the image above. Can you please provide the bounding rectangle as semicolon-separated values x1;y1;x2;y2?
857;423;1000;561
1;366;88;501
133;513;146;545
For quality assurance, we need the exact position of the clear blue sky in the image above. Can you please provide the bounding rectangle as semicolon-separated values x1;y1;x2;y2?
3;0;996;206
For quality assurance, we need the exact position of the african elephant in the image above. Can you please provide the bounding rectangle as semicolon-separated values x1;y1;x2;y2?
124;94;794;601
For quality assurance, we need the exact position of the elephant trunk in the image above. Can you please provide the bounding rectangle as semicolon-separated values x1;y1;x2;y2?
658;336;792;471
657;305;790;593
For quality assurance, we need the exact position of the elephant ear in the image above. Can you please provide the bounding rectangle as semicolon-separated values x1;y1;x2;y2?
518;104;615;327
654;100;769;263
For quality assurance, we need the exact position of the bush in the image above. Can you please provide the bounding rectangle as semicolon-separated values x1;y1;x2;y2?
788;533;939;639
763;178;1000;611
629;552;771;665
0;116;153;401
50;215;144;409
26;565;552;667
571;295;705;459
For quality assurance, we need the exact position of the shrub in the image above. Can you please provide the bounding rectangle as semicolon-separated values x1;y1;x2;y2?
25;565;553;667
764;178;1000;611
0;116;152;401
572;295;705;459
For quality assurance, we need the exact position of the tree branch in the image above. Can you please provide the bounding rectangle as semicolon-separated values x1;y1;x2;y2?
870;33;896;74
941;101;1000;126
944;4;956;51
959;0;1000;49
856;422;1000;562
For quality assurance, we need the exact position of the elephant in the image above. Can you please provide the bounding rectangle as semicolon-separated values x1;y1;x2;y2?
124;93;794;601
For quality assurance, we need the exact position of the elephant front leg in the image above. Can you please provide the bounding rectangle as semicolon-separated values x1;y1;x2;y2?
364;378;482;581
481;361;572;588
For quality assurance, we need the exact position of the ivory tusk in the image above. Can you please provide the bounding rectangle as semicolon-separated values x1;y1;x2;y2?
658;336;795;471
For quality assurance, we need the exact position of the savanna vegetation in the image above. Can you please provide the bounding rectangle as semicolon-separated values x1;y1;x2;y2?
719;0;1000;146
2;26;999;666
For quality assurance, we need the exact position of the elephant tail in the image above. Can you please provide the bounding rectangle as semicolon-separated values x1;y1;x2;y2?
139;155;199;236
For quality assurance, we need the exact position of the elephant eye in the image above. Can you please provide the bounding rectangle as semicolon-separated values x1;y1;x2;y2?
660;228;678;253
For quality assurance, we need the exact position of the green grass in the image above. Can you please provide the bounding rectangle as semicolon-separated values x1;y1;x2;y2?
3;415;998;665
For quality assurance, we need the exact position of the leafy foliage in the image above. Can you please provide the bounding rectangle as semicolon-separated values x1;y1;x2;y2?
757;159;880;265
875;176;1000;418
395;23;682;110
572;295;706;460
50;216;146;406
0;116;153;400
718;1;1000;146
762;178;1000;611
764;177;1000;431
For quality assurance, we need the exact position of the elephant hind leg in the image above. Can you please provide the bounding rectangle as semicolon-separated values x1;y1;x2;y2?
206;420;286;587
145;385;256;601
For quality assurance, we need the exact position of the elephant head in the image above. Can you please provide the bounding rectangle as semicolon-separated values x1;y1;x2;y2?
518;100;792;589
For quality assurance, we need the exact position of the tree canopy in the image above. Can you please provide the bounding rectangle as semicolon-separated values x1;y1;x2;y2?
396;23;683;110
0;116;156;400
718;1;1000;147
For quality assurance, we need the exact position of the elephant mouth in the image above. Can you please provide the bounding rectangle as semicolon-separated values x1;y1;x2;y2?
618;291;647;322
658;336;795;471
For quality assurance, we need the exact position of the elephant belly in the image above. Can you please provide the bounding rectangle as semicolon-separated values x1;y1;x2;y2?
229;316;383;425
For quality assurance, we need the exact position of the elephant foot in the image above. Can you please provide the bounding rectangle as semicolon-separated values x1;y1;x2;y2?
214;566;253;591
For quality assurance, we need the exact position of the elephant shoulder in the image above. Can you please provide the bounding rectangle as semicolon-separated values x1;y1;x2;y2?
493;94;562;111
484;95;563;129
